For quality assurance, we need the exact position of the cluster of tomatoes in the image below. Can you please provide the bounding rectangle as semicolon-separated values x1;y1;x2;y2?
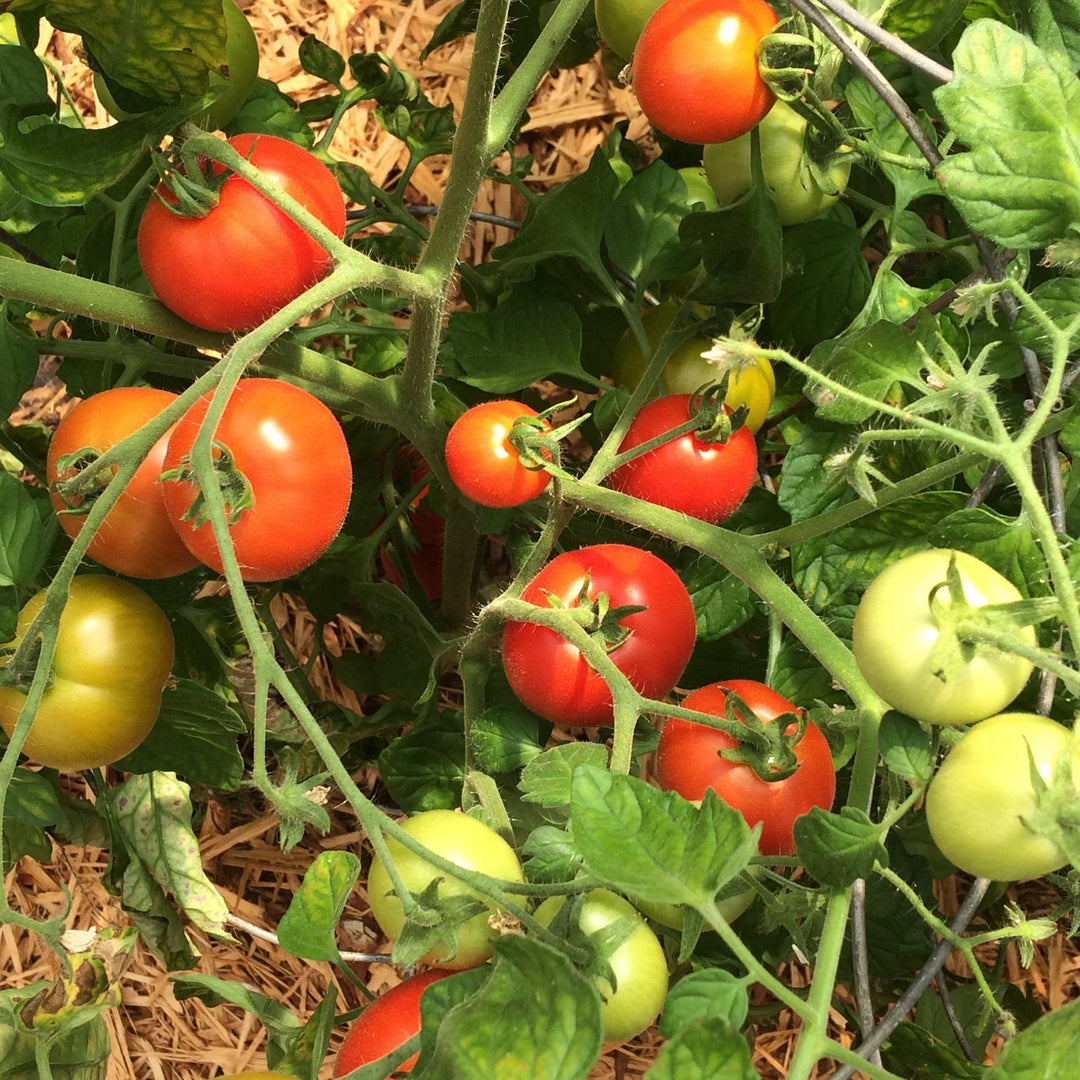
0;378;351;772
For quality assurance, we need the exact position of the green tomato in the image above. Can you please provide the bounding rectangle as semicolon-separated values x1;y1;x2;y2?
594;0;666;61
535;889;669;1045
367;810;525;969
94;0;258;130
926;712;1079;881
612;302;776;432
677;165;720;212
702;99;852;226
0;13;18;45
852;549;1035;725
632;866;759;931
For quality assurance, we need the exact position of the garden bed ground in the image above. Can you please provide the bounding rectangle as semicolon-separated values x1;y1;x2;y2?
4;1;1080;1077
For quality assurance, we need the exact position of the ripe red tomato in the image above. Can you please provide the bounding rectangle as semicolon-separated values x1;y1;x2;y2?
655;679;836;856
501;544;696;726
161;378;351;581
47;388;201;579
138;133;346;332
445;400;553;508
632;0;779;145
0;576;175;771
333;969;454;1076
606;394;757;524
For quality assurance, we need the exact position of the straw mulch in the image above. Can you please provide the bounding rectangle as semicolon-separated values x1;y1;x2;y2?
4;2;1079;1078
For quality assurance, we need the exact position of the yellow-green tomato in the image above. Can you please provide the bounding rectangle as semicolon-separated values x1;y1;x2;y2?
632;867;758;931
702;99;852;226
852;549;1035;725
535;889;669;1045
367;810;525;969
594;0;666;60
0;576;175;772
94;0;258;130
926;712;1079;881
612;303;775;432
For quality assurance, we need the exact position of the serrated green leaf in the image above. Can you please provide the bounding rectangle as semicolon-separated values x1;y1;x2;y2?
792;806;888;887
777;419;858;524
416;935;603;1080
0;472;48;588
879;713;934;782
470;705;546;773
1012;276;1080;361
109;771;230;939
658;970;750;1039
277;851;361;963
378;715;466;813
934;20;1080;249
644;1015;757;1080
520;742;609;811
679;552;758;642
522;824;584;883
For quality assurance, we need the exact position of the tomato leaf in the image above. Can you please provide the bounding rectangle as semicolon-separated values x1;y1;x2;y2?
879;713;934;783
658;969;751;1038
678;553;758;642
378;714;466;813
520;742;610;814
643;1015;758;1080
470;704;547;774
880;1021;989;1079
570;766;753;909
791;806;888;887
0;1002;111;1080
106;771;232;940
522;823;585;883
415;935;602;1080
278;851;362;964
934;21;1080;249
0;472;48;590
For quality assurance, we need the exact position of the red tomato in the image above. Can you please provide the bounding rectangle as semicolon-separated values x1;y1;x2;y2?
607;394;757;524
161;378;351;581
333;969;454;1076
47;388;201;579
655;679;835;856
632;0;779;145
445;400;553;508
502;544;696;726
138;133;346;332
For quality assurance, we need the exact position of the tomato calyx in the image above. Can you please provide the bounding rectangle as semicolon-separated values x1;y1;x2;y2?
684;689;809;783
505;402;586;482
688;384;748;445
541;576;647;653
1017;736;1080;866
50;446;114;512
159;441;254;528
757;22;815;100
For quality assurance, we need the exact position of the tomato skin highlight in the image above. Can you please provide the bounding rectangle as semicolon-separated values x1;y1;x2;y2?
0;576;175;771
333;969;454;1076
632;0;779;145
535;889;669;1045
138;133;346;332
607;394;757;524
926;712;1079;881
366;810;526;969
655;679;836;856
445;400;553;508
161;378;352;582
501;544;696;727
47;388;201;580
852;548;1035;725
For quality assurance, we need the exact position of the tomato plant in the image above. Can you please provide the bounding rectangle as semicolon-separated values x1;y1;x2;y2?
655;680;835;856
631;0;779;145
926;712;1079;881
535;889;669;1045
594;0;666;60
161;378;352;582
501;544;696;726
702;98;853;225
852;548;1036;725
138;133;346;332
333;968;454;1076
94;0;258;131
0;576;174;771
632;867;758;931
612;303;775;432
445;400;552;508
47;387;200;579
606;394;758;523
366;810;525;969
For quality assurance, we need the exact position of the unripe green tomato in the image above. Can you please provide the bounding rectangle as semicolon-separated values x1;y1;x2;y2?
926;712;1079;881
612;302;775;433
367;810;526;969
677;165;720;212
0;13;18;44
94;0;258;130
702;99;852;226
632;866;758;931
535;889;669;1045
594;0;665;61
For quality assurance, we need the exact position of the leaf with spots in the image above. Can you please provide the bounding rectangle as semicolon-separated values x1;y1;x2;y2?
108;771;231;940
